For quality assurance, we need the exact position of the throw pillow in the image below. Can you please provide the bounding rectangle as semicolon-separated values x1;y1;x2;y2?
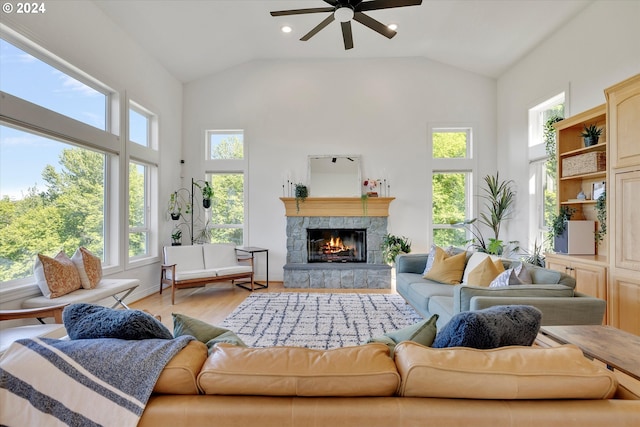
422;245;455;275
467;257;505;286
34;251;82;298
63;303;173;340
423;247;466;285
489;263;532;288
432;305;542;349
71;246;102;289
368;314;439;355
172;313;246;353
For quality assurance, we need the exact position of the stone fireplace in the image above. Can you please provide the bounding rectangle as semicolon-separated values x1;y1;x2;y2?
281;197;394;289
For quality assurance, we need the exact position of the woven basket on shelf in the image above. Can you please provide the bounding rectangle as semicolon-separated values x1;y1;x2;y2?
562;152;606;177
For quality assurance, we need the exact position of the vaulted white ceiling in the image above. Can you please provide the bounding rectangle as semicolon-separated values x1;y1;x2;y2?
94;0;592;83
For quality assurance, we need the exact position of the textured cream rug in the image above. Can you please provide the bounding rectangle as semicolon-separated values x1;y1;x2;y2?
221;292;422;349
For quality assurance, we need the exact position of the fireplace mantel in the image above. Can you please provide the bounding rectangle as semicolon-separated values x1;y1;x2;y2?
280;197;394;217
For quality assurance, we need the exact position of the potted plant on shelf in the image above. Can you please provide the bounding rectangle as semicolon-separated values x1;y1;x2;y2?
581;124;603;147
294;183;308;212
381;234;411;265
549;206;575;252
171;228;182;246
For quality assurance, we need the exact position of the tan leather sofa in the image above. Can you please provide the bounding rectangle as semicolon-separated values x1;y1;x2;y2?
140;340;640;427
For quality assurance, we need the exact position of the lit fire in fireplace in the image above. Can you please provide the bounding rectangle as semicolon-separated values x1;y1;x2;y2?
322;236;351;254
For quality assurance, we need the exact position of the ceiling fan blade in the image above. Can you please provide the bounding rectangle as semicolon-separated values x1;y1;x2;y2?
358;0;422;12
300;14;336;41
323;0;339;5
341;21;354;50
353;12;397;38
271;7;334;17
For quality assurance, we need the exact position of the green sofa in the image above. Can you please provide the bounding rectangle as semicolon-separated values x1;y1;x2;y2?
395;251;606;328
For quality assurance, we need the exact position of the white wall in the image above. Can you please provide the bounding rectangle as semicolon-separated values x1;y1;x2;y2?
184;58;497;280
1;1;183;304
497;0;640;251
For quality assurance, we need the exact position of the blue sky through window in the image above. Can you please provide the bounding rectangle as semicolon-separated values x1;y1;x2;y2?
0;38;107;200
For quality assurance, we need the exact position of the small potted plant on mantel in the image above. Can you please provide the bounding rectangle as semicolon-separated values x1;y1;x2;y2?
294;183;308;212
581;124;603;147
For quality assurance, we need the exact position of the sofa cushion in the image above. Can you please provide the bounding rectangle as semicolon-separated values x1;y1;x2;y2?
432;305;542;349
164;245;205;272
153;340;208;395
394;342;618;399
63;303;173;340
172;269;218;281
71;247;103;289
198;343;400;397
203;243;239;270
453;284;575;313
214;265;253;276
423;247;466;285
467;256;505;286
34;251;82;298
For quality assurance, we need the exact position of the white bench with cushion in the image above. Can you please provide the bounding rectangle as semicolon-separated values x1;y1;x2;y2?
22;279;140;310
160;243;254;304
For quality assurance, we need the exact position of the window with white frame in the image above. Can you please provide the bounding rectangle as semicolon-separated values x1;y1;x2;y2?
127;100;158;261
203;131;246;245
528;94;564;250
430;128;474;248
0;28;158;286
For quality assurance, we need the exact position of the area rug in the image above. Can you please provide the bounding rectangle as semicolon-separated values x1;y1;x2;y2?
221;292;423;349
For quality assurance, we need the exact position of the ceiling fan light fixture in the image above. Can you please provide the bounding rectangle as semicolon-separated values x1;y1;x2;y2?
281;25;293;33
334;7;354;22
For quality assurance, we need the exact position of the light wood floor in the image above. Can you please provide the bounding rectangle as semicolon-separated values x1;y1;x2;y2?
130;281;397;332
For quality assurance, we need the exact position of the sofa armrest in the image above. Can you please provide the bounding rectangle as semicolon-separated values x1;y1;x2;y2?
453;284;575;312
395;254;429;274
468;295;606;326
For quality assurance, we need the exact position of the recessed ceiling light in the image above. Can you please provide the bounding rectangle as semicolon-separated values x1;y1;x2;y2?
281;25;293;33
388;23;398;31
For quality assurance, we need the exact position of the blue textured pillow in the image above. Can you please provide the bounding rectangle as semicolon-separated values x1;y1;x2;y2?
63;303;173;340
432;305;541;349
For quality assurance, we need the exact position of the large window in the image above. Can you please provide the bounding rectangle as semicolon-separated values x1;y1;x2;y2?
430;128;474;248
204;131;246;245
0;29;159;286
528;94;564;250
0;125;106;282
0;38;108;130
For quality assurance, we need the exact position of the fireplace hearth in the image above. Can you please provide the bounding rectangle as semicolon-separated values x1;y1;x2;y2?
307;228;366;263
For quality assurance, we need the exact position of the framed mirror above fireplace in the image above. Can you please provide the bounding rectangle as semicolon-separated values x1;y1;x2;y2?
308;155;361;197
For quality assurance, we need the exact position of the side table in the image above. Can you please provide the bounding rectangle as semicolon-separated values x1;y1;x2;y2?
235;247;269;291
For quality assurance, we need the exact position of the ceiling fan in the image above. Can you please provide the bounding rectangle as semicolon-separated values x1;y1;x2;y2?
270;0;423;50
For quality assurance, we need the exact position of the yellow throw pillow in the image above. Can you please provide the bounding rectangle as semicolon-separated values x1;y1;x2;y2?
467;257;505;287
423;247;467;285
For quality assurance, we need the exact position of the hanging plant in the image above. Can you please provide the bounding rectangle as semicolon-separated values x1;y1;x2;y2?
594;190;606;244
194;181;214;209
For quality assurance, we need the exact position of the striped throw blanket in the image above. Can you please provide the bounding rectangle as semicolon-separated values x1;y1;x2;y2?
0;335;193;427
